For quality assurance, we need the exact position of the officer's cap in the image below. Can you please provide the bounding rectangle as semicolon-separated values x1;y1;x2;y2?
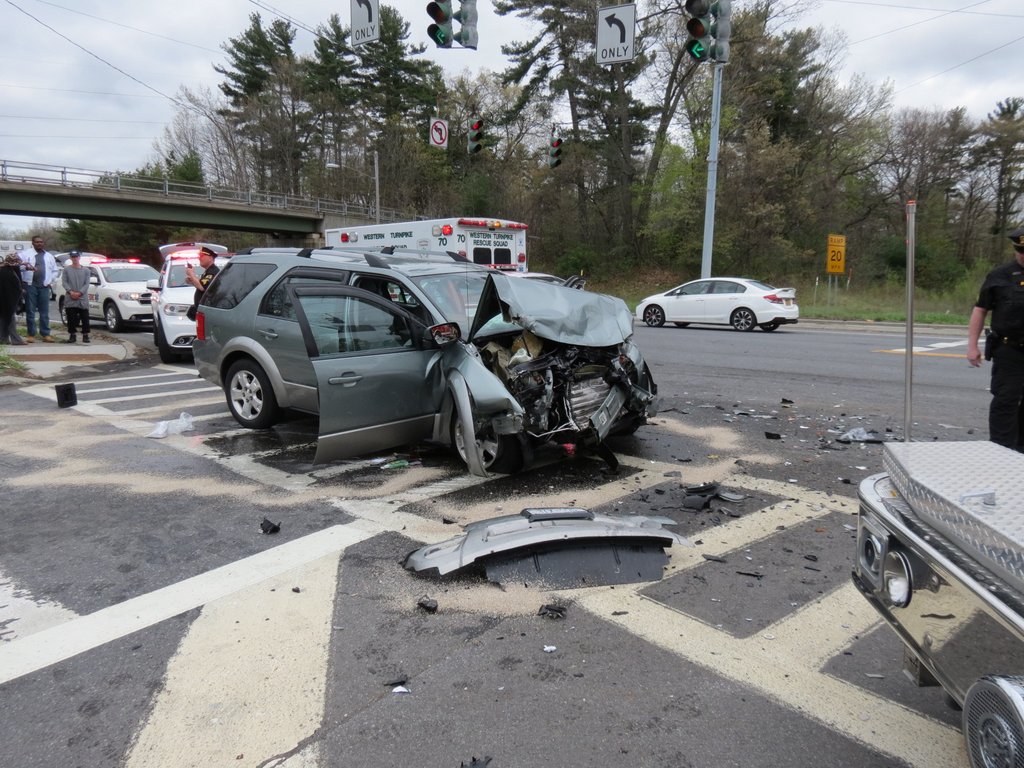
199;246;217;258
1009;227;1024;249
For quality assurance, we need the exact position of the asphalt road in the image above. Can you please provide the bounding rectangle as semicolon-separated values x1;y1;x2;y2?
0;321;985;768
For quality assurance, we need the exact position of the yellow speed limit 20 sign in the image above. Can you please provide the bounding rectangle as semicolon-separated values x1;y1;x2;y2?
827;234;846;274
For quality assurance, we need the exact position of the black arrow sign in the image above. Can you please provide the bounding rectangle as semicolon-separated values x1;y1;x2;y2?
357;0;373;23
605;13;626;44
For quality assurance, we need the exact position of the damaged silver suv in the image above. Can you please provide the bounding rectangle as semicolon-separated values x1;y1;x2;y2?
192;247;658;475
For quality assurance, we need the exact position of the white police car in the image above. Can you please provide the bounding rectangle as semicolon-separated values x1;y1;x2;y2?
53;253;159;332
148;242;231;363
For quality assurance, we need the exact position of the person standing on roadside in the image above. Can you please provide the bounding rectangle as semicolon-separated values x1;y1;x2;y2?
184;246;220;320
967;227;1024;449
0;253;27;345
18;235;59;342
61;250;91;344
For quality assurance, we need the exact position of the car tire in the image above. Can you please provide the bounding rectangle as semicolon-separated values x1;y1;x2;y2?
759;322;780;332
730;308;757;332
104;302;124;332
58;297;67;327
642;305;666;327
225;359;280;429
672;322;689;328
155;321;185;363
450;409;524;474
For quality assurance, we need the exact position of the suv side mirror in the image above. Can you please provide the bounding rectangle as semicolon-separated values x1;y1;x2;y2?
429;322;461;347
89;276;99;285
146;279;160;291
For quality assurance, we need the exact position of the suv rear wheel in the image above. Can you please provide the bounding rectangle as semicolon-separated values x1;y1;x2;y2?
225;359;280;429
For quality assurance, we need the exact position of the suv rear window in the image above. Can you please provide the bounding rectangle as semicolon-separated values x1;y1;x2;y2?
202;262;276;310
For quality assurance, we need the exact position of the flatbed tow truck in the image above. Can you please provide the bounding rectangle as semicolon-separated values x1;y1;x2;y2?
854;440;1024;768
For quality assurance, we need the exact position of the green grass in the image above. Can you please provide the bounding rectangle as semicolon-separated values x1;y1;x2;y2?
0;347;27;375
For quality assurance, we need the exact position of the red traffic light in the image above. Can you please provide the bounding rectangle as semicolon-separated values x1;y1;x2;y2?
550;137;563;149
471;118;483;131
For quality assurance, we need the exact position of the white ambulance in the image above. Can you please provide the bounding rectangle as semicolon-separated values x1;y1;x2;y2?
324;217;529;272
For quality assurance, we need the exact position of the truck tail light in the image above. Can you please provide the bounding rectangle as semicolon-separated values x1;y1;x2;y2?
195;312;205;340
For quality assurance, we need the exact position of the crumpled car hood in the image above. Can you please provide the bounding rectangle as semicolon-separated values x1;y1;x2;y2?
469;273;635;347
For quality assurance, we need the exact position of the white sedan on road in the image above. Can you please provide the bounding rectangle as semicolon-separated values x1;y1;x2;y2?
636;277;799;332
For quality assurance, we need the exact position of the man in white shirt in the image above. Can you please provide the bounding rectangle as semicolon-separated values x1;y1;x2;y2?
18;234;59;342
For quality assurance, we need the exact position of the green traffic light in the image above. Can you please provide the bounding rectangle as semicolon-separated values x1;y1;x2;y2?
685;37;708;62
428;23;452;47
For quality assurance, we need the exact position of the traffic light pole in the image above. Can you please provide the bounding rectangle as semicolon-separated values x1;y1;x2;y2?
699;62;724;279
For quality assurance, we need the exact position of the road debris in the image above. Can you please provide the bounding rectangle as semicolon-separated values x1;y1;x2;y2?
417;596;439;613
259;517;281;534
538;604;567;620
837;427;884;443
543;645;557;653
146;411;194;439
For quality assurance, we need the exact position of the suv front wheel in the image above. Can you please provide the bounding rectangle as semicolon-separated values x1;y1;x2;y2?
225;359;280;429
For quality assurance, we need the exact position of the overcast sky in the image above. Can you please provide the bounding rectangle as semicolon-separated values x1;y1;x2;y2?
2;0;1022;233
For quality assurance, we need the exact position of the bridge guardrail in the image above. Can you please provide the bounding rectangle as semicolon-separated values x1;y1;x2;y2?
0;159;411;223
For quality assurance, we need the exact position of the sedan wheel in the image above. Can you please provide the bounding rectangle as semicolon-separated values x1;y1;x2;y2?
225;360;280;429
730;307;757;332
642;305;666;328
104;302;124;332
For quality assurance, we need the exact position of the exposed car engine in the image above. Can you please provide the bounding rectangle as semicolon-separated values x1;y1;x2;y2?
478;330;644;442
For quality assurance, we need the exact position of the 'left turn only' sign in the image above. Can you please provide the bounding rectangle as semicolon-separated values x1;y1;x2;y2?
596;3;636;66
351;0;380;47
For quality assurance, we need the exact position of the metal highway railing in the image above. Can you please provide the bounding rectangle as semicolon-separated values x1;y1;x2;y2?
0;159;412;223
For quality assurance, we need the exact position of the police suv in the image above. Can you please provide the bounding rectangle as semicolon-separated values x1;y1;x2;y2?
53;253;159;332
147;242;231;363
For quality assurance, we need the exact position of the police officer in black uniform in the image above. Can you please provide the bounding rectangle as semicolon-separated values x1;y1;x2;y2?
184;246;220;320
968;227;1024;449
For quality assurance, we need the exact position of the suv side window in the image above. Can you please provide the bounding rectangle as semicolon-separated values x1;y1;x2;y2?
261;270;350;320
351;275;432;324
295;294;413;356
203;262;276;309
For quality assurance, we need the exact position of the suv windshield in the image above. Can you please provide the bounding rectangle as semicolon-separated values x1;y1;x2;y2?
100;265;159;283
411;271;488;328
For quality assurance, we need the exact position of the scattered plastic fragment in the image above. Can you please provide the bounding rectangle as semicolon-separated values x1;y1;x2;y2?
865;673;885;679
764;431;782;440
461;758;492;768
685;482;718;494
736;571;764;580
538;604;567;620
543;645;557;653
716;490;746;502
381;459;411;470
417;597;438;613
291;586;301;593
837;427;883;443
260;518;281;535
146;411;194;439
682;494;711;511
611;610;629;616
702;554;728;563
392;685;411;694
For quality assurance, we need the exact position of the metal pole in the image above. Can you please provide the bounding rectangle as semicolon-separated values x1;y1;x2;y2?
373;150;380;225
904;199;917;442
699;63;724;279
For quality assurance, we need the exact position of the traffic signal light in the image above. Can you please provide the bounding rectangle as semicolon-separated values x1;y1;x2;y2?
468;116;484;154
453;0;478;49
427;1;453;48
548;134;562;169
684;0;731;63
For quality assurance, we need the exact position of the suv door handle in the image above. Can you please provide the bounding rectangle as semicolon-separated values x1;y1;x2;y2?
257;328;279;339
328;373;362;386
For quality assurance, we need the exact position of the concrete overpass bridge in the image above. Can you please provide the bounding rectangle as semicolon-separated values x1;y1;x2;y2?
0;160;410;245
